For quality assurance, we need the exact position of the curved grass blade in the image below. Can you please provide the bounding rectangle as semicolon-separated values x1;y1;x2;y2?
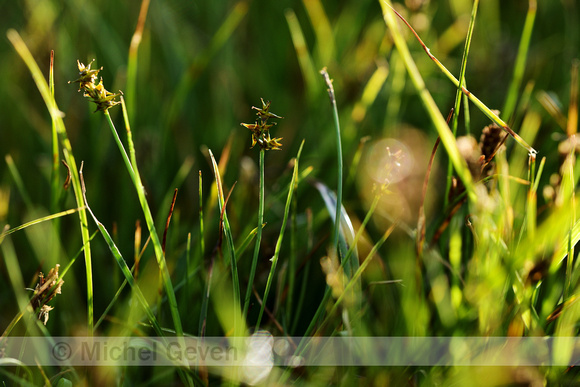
313;180;358;276
382;2;536;156
379;3;477;204
7;30;94;334
78;164;164;337
444;0;478;207
0;208;82;240
208;149;241;334
114;98;185;339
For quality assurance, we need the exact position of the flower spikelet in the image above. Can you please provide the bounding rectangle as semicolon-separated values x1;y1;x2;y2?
241;98;283;151
70;60;122;113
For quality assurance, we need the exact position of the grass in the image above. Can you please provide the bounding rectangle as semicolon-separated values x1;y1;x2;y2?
1;0;580;385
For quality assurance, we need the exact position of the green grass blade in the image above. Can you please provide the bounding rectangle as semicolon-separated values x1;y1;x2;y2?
7;30;94;335
255;140;305;331
320;68;347;259
79;167;164;336
302;0;335;65
379;2;477;203
445;0;478;207
243;149;265;322
502;0;537;122
286;9;320;98
286;179;299;327
313;180;358;276
235;224;262;258
0;208;81;239
1;237;38;336
49;50;60;213
125;0;150;122
5;155;34;212
107;100;184;338
198;170;205;263
208;149;241;334
382;2;537;156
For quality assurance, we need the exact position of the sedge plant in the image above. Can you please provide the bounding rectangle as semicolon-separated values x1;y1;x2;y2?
70;61;186;342
240;98;283;325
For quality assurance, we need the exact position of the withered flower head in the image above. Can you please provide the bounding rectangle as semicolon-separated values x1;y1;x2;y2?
28;264;64;325
241;98;284;151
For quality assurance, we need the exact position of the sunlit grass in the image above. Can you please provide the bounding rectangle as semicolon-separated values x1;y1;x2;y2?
1;0;580;385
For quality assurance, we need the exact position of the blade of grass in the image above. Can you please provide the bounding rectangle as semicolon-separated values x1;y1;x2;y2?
417;137;441;255
567;59;579;137
286;166;300;327
198;170;205;262
49;50;60;213
104;98;184;338
208;149;241;334
7;30;94;335
184;232;191;321
125;0;151;122
383;2;537;156
537;91;567;131
502;0;537;122
255;141;305;331
1;237;41;336
444;0;478;208
235;224;263;259
379;2;477;203
156;156;194;227
320;68;348;260
80;164;197;384
5;155;33;212
243;149;264;322
78;164;164;336
199;257;213;337
302;0;335;65
0;208;82;239
419;108;453;255
313;180;358;277
286;9;320;98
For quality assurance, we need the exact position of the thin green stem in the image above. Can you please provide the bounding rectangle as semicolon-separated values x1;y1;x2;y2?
445;0;478;207
380;2;478;203
105;107;184;338
208;149;240;335
243;149;264;322
320;68;344;254
49;50;60;213
502;0;537;122
255;141;304;331
7;30;94;335
199;170;205;261
383;2;536;156
286;184;298;326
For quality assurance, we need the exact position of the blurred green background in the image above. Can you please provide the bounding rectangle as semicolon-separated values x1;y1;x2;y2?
1;0;579;376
